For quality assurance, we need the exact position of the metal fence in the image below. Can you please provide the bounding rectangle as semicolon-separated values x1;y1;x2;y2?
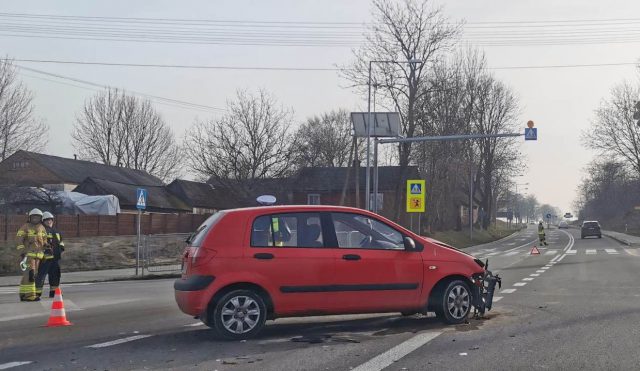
142;233;190;273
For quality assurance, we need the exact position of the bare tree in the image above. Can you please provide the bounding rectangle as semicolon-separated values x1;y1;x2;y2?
342;0;462;219
184;89;296;199
73;88;181;182
583;80;640;177
295;109;356;168
0;59;48;160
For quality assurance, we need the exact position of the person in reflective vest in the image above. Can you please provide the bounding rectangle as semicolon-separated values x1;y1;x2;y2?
36;211;65;298
16;208;47;302
538;221;549;246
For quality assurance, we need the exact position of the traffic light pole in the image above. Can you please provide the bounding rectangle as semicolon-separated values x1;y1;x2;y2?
378;132;524;240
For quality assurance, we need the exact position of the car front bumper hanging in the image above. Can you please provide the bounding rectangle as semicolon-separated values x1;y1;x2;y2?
472;267;501;317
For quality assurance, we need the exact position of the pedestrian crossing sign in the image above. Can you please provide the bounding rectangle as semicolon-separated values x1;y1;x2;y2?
525;127;537;141
136;188;147;210
406;180;425;213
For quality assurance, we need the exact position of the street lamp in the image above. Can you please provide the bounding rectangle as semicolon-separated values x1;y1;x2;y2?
366;58;423;212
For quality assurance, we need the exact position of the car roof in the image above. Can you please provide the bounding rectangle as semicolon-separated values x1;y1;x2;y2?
223;204;372;215
582;220;600;224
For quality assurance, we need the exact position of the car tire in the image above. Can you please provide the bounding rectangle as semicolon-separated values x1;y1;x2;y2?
212;289;267;340
435;280;472;325
598;234;602;239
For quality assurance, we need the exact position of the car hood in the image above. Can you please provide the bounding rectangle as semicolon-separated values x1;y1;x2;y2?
421;236;483;267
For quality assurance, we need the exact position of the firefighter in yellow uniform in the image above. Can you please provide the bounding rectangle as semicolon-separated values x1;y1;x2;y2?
16;208;47;302
36;212;65;298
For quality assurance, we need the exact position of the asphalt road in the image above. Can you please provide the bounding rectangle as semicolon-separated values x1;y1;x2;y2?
2;225;639;370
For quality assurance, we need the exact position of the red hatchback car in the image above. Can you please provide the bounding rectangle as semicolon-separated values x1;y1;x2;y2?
174;205;501;339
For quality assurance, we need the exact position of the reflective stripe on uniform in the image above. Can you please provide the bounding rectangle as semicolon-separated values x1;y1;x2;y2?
19;284;35;293
16;230;25;237
16;245;25;250
56;233;61;241
26;252;44;259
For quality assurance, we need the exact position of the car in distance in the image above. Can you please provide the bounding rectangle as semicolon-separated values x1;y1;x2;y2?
581;221;602;239
558;221;569;229
174;205;501;339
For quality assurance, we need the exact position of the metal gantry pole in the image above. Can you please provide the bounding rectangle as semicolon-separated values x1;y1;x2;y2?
373;138;379;213
365;61;372;211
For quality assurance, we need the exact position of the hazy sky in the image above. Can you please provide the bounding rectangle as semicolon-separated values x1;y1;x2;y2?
1;0;639;214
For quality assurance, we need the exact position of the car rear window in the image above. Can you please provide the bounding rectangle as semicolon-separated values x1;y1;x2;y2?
584;222;600;228
188;211;225;247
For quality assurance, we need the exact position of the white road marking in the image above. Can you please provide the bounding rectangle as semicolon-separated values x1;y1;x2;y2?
544;250;558;255
0;362;33;370
501;289;516;294
485;252;500;257
459;352;468;356
625;249;640;256
536;270;545;273
504;251;520;256
522;278;534;281
540;267;550;270
184;322;204;327
351;331;442;371
556;254;567;262
513;282;527;287
605;249;619;255
566;250;577;254
86;335;153;349
493;296;503;302
530;274;540;277
586;249;596;255
505;242;517;246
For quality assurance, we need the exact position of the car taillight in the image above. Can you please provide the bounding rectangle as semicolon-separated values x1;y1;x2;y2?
191;247;217;267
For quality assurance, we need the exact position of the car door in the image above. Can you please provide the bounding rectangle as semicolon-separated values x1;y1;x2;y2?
246;212;334;316
325;212;424;313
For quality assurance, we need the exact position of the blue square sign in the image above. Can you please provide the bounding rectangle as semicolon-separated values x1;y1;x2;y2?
525;127;537;141
136;188;147;210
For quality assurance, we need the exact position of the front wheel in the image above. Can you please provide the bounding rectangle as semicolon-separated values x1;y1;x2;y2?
212;289;267;340
435;280;472;325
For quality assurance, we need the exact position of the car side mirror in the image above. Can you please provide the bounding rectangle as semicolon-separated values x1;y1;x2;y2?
403;237;416;251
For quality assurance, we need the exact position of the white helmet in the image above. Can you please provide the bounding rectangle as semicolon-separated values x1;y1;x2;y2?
43;211;54;220
29;208;43;217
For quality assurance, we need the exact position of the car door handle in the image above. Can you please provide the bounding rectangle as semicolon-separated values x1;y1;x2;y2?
342;254;361;261
254;253;274;260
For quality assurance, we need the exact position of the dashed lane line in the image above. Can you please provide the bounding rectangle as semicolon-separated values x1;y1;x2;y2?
522;278;534;281
493;296;503;302
351;331;443;371
513;282;527;287
586;249;596;255
544;250;558;255
0;362;33;370
86;335;153;349
605;249;619;255
501;289;517;294
530;274;540;277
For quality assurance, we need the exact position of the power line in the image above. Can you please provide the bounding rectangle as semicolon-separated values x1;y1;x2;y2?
5;58;638;71
15;65;225;112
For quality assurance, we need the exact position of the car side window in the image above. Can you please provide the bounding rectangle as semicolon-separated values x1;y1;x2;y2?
251;213;324;248
331;213;404;250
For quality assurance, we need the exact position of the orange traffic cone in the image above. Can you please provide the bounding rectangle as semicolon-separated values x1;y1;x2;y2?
530;246;541;255
46;288;72;327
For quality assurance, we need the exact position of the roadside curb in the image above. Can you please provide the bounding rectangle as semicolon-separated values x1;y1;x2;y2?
466;227;525;250
0;273;180;287
602;232;638;247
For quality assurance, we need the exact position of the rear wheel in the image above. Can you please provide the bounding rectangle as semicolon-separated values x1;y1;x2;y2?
212;289;266;340
435;280;471;325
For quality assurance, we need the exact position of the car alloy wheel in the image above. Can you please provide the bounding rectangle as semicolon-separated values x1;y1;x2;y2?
213;289;267;340
221;295;261;334
447;284;470;320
